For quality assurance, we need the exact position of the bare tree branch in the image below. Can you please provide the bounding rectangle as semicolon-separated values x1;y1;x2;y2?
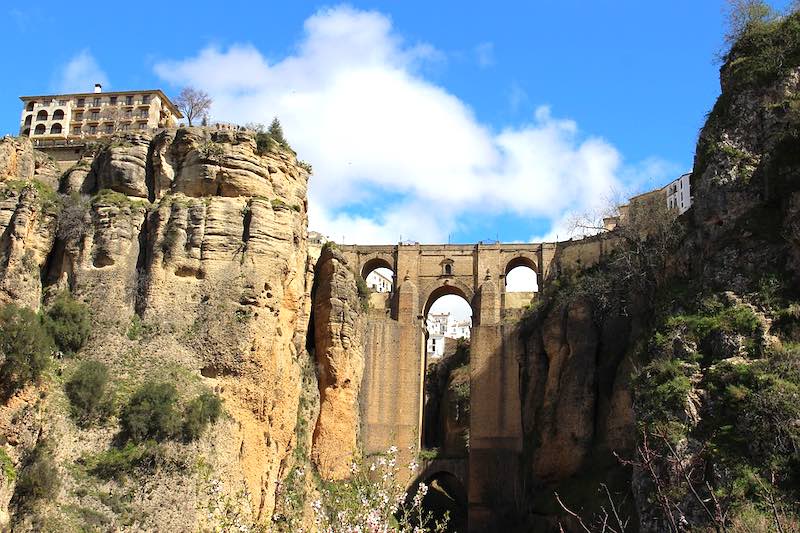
175;87;212;127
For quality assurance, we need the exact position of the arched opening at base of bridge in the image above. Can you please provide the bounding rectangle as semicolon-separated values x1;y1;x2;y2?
405;471;468;532
361;257;395;311
422;286;471;454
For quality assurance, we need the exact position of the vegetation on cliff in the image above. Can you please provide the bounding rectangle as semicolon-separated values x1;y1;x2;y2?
518;6;800;530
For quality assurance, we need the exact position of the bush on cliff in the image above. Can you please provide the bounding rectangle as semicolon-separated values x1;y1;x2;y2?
182;391;222;441
13;439;60;510
44;291;91;355
121;381;222;443
120;382;182;442
65;360;115;427
0;304;54;398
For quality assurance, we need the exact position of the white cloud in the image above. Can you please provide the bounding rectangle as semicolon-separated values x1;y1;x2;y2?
154;5;671;244
55;50;109;94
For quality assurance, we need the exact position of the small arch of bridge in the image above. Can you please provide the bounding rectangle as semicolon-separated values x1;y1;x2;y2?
421;279;476;322
503;254;538;278
360;255;394;281
408;459;469;531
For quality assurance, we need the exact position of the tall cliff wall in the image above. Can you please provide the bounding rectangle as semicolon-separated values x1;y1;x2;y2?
0;129;316;531
515;13;800;532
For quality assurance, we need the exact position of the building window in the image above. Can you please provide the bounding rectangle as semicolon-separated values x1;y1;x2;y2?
75;113;83;121
105;124;114;134
93;97;101;107
26;102;34;111
139;123;147;130
121;124;129;131
77;98;85;108
22;128;30;136
24;115;32;126
73;127;81;135
34;124;45;135
91;111;99;120
36;110;48;121
110;96;117;105
50;124;62;134
89;125;97;134
52;109;65;120
125;95;133;105
142;94;150;104
43;99;52;106
125;110;132;118
59;100;67;106
139;110;148;118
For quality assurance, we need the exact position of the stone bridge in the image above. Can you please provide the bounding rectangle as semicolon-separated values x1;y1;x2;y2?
338;243;554;530
337;239;614;530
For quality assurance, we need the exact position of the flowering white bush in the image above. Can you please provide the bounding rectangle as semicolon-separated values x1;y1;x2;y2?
311;446;449;533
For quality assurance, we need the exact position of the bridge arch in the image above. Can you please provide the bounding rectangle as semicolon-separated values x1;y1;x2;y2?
360;256;394;283
504;254;538;277
407;467;469;532
421;280;475;320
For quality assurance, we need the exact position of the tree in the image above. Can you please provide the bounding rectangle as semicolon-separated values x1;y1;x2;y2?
175;87;212;127
99;106;127;133
267;118;289;148
569;188;682;295
724;0;777;45
0;304;54;398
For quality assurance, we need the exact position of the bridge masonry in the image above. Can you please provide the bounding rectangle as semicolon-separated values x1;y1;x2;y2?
338;237;615;531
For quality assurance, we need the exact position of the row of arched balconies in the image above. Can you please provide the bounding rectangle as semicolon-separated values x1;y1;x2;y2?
24;109;65;124
22;124;63;136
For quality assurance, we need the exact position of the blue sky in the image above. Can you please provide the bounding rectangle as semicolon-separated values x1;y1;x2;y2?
3;1;791;244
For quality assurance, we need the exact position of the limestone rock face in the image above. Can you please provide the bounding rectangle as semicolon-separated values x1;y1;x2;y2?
0;129;316;531
0;137;59;190
0;186;57;309
150;128;308;206
311;245;365;480
88;133;151;198
0;137;35;183
520;300;635;482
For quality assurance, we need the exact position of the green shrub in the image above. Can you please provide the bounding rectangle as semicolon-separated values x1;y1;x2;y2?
14;440;60;509
198;141;225;162
665;303;760;341
4;179;61;214
0;448;15;482
0;304;54;398
120;382;181;442
56;194;90;244
634;358;695;431
182;391;222;441
417;448;439;461
251;118;293;155
298;160;313;174
84;441;160;480
127;315;143;340
44;291;91;355
65;360;115;427
355;273;370;311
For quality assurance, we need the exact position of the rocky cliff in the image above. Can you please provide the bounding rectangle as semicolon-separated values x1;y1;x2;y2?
516;12;800;532
310;245;365;480
0;129;321;531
